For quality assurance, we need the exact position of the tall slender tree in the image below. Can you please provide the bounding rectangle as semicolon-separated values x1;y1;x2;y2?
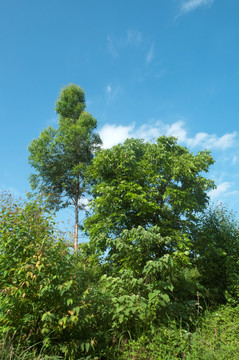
28;84;102;251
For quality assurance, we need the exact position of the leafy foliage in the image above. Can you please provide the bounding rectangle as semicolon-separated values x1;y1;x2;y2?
83;136;216;337
0;193;107;359
118;304;239;360
97;226;201;337
28;84;102;250
2;130;239;359
192;204;239;305
85;136;215;250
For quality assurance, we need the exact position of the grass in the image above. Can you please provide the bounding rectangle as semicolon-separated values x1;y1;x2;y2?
0;305;238;359
117;304;239;360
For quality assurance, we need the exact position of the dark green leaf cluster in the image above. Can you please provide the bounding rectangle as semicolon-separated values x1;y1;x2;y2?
192;205;239;304
55;84;86;120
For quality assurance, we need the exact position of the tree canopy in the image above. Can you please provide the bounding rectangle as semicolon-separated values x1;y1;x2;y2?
85;136;215;252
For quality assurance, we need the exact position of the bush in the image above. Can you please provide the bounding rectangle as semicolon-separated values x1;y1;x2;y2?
0;193;108;359
117;305;239;360
192;205;239;305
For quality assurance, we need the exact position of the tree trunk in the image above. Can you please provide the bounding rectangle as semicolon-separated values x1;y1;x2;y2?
74;182;79;252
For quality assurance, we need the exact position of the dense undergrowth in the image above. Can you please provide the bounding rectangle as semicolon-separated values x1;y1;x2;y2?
117;304;239;360
0;191;238;359
1;304;238;359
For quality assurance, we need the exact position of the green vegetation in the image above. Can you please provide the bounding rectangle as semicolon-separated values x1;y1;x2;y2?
28;84;102;251
1;84;238;359
117;304;239;360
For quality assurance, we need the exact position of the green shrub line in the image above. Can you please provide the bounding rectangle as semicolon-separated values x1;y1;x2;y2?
1;305;238;359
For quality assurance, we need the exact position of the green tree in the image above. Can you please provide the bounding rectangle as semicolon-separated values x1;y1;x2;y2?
83;137;215;330
85;136;215;252
192;205;239;305
28;84;102;251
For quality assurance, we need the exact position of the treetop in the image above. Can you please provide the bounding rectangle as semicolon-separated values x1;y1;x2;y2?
55;84;86;120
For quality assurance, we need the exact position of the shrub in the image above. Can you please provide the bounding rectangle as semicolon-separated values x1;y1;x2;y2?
0;193;107;359
192;205;239;305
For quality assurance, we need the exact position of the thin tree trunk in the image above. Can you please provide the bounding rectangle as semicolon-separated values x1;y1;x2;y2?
74;182;79;252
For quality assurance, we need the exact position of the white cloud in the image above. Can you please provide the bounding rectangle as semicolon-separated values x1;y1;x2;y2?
165;121;237;150
208;182;238;199
134;122;161;140
99;121;163;148
78;197;90;211
180;0;214;15
188;131;237;150
212;133;237;150
165;121;187;142
99;123;135;149
99;120;237;151
146;42;155;65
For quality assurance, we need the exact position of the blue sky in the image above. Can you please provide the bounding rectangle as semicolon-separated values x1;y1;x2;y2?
1;0;239;233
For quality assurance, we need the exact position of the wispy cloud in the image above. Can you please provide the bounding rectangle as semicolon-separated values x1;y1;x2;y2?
105;84;112;103
179;0;214;15
107;35;118;58
146;42;155;65
105;84;122;104
106;85;112;95
107;30;142;58
165;121;237;150
208;182;238;199
232;155;238;165
99;120;237;150
126;30;142;46
107;30;156;66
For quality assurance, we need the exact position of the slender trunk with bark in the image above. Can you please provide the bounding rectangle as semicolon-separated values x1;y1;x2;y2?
74;181;79;252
